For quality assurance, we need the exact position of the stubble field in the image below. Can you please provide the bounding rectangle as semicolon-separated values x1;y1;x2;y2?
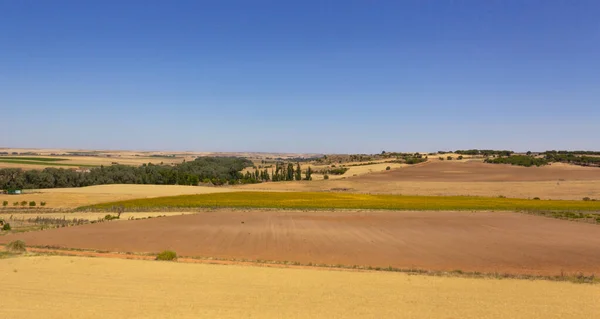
2;256;598;319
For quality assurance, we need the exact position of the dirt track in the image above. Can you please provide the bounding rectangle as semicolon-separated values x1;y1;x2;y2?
4;210;600;276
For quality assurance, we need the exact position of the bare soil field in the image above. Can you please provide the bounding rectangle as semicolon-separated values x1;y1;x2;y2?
2;256;597;319
0;184;238;208
4;210;600;276
355;161;600;182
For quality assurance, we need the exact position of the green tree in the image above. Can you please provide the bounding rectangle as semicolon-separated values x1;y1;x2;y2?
305;166;313;180
287;163;294;181
295;163;302;181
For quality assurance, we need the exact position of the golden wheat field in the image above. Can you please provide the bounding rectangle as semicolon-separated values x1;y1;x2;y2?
0;184;240;208
0;256;598;319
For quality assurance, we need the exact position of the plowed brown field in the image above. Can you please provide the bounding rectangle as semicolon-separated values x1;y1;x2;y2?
4;210;600;276
354;161;600;182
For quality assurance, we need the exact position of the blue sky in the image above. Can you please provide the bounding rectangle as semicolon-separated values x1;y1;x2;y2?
1;1;598;153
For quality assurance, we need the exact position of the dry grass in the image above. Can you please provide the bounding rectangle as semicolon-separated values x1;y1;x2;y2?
0;184;239;208
0;256;598;319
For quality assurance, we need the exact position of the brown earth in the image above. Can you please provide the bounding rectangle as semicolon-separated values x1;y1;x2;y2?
4;210;600;276
354;161;600;182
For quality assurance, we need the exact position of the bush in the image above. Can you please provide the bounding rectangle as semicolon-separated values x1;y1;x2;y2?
104;214;119;221
323;174;329;180
2;201;7;207
156;250;177;261
2;223;11;231
583;197;591;201
20;201;27;206
533;197;541;200
40;201;46;206
498;195;506;198
385;166;391;171
447;156;453;160
439;157;444;161
457;155;464;160
29;201;36;207
13;202;18;206
6;240;26;252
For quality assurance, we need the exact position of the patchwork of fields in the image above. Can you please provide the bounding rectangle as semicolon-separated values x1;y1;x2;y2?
2;154;600;318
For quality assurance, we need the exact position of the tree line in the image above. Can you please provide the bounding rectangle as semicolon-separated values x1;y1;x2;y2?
0;157;321;190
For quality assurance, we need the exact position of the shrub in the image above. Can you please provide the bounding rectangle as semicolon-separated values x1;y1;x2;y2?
2;223;11;231
20;201;27;206
498;195;506;198
323;174;329;180
2;201;7;207
439;157;444;161
104;214;119;221
6;240;26;252
447;156;453;160
533;197;541;200
457;155;464;160
29;201;36;207
156;250;177;261
583;197;591;201
40;201;46;206
386;166;391;171
13;202;18;206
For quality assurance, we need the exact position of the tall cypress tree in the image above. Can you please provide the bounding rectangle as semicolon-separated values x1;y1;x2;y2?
295;163;301;181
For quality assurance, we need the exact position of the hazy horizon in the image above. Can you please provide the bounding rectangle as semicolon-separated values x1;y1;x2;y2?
1;1;598;153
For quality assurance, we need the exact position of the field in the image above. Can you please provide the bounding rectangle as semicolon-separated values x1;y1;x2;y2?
4;210;600;276
238;161;600;200
1;256;597;319
0;184;239;208
82;191;600;212
3;149;600;318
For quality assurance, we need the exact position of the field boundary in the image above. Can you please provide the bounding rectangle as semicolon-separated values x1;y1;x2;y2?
5;245;597;284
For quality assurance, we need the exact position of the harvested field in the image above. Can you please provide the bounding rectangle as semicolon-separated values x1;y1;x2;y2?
2;256;598;319
356;161;600;182
0;184;238;208
4;210;600;276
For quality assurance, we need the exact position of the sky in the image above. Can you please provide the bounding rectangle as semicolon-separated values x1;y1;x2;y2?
1;1;599;154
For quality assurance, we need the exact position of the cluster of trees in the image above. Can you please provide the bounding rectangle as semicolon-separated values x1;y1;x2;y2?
545;150;600;156
484;155;548;167
454;149;514;157
245;162;313;183
543;152;600;167
0;157;254;190
317;167;348;175
0;157;322;190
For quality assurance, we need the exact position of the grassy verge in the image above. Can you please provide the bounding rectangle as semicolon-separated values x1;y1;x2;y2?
0;159;97;167
79;191;600;212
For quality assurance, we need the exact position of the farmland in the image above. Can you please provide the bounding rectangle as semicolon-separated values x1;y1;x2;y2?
4;210;600;276
82;191;600;212
2;148;600;318
2;256;598;319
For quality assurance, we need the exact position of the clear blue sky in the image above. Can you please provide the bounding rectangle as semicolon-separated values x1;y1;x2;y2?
1;1;598;153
